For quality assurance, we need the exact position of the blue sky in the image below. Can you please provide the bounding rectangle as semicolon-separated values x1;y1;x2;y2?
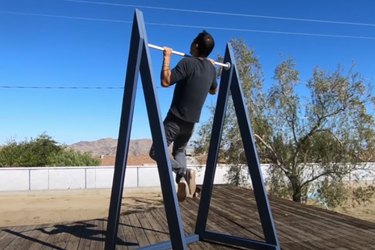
1;0;374;145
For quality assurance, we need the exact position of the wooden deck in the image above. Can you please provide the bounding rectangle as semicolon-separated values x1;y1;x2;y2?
1;185;374;249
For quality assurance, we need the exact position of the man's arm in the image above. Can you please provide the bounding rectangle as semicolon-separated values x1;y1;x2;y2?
208;58;217;95
161;47;172;87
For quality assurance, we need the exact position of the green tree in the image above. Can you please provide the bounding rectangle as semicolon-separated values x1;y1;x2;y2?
48;149;100;166
194;39;375;204
0;134;100;167
265;61;374;202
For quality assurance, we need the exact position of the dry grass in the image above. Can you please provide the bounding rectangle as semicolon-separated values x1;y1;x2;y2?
0;188;163;227
332;194;375;223
333;200;375;223
308;185;375;223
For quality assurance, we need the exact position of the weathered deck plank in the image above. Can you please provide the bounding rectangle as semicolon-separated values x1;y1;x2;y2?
3;225;37;250
0;227;18;249
0;185;374;250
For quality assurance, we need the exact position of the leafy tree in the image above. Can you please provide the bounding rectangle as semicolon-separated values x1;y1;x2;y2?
48;149;100;166
0;134;100;167
316;176;349;208
351;185;375;206
194;39;375;204
265;61;374;202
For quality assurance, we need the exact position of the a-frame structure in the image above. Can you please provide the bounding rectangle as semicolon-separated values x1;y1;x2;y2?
105;9;280;250
195;40;280;250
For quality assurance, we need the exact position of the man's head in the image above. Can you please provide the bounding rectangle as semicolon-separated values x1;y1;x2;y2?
190;30;215;58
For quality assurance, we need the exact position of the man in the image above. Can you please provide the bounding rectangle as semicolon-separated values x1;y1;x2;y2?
149;30;217;202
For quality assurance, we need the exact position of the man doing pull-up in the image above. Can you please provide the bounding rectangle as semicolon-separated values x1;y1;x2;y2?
149;30;217;202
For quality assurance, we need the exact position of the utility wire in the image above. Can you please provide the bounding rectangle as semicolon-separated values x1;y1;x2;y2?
0;85;124;89
61;0;375;28
0;85;166;90
146;21;375;40
0;10;132;23
1;10;374;40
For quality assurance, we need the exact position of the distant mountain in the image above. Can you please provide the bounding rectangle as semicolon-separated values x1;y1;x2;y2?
69;138;152;157
68;137;200;166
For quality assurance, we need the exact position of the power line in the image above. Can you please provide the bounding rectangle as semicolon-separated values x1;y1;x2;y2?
0;10;131;23
0;85;124;89
146;22;375;40
61;0;375;28
1;10;375;40
0;85;166;90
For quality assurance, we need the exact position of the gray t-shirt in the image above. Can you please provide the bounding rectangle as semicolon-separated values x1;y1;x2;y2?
169;57;217;123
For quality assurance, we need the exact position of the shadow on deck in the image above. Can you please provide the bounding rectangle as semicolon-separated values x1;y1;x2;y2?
1;185;374;249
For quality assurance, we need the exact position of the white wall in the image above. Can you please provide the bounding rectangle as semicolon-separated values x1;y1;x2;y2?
0;165;235;192
0;163;373;192
0;168;30;191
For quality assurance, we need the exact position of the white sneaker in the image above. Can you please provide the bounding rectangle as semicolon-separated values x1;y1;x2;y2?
177;177;188;202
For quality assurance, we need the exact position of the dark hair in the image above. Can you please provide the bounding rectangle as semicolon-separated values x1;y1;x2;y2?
193;30;215;57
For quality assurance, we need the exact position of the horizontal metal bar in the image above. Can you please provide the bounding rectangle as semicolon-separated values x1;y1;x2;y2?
202;231;279;250
148;43;231;69
138;234;199;250
148;43;187;57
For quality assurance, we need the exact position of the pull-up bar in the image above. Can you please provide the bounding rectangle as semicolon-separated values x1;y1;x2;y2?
148;43;231;69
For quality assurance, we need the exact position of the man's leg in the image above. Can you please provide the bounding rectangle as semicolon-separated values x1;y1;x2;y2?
173;122;195;198
149;114;185;181
149;145;184;183
148;114;188;202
